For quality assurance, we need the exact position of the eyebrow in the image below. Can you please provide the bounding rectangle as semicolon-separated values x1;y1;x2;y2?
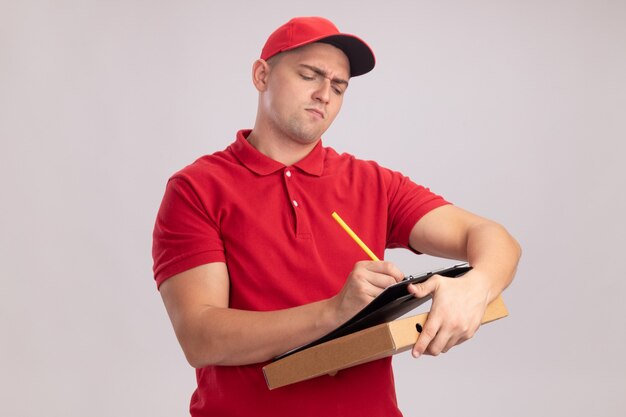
299;64;349;86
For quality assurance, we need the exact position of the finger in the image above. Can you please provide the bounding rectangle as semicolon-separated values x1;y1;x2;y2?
425;339;445;356
351;267;398;290
428;328;457;356
353;261;404;288
407;276;438;299
370;271;401;289
436;316;481;354
442;319;480;353
360;272;402;298
412;315;441;358
362;281;387;299
364;261;405;282
441;334;467;354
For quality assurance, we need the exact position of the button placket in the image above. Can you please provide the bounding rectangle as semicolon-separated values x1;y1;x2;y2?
283;167;309;237
285;168;299;209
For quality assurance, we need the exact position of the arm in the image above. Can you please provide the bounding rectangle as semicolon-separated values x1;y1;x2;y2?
407;204;521;357
159;260;404;367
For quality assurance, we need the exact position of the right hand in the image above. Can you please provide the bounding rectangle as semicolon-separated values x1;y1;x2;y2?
330;260;405;324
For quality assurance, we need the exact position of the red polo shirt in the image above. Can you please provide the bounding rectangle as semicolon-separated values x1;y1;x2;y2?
152;130;449;417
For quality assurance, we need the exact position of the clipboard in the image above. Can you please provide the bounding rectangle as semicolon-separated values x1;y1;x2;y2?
263;293;507;389
274;263;472;360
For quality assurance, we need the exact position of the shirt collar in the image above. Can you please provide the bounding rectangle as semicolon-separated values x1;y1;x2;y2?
230;130;325;177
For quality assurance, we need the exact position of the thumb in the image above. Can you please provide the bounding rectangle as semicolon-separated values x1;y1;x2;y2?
408;276;438;298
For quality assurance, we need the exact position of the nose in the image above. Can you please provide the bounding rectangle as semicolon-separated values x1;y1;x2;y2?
312;78;331;104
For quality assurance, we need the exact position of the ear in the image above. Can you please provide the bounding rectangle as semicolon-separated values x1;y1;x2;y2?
252;59;271;92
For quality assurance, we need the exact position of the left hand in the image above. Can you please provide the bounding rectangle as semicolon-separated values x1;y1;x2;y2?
408;270;491;357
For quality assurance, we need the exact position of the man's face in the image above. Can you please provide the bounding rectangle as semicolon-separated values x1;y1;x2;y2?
261;42;351;145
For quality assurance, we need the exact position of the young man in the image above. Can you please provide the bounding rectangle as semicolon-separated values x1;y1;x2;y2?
153;16;520;417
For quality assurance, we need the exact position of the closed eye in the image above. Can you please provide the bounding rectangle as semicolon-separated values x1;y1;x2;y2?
298;64;349;91
299;73;345;95
332;85;345;96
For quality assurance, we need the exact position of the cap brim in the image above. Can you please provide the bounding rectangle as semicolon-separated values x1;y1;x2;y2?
317;34;376;77
277;33;375;77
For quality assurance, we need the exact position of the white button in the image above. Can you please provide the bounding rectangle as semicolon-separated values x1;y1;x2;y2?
292;200;299;207
285;170;292;178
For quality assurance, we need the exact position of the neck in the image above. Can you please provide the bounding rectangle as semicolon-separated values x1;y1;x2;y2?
246;129;319;166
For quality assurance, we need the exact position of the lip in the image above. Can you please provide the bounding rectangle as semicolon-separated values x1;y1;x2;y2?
306;108;325;119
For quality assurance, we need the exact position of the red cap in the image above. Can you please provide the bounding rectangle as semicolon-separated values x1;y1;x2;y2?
260;17;376;77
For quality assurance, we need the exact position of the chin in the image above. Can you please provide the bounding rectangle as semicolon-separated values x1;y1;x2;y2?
287;128;324;145
294;134;323;146
282;119;327;144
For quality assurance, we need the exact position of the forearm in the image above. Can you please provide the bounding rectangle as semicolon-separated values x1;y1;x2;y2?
408;219;521;357
464;221;521;302
176;298;341;367
163;261;404;368
410;206;521;299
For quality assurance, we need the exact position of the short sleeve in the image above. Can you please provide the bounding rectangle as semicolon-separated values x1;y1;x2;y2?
152;176;226;288
384;169;450;251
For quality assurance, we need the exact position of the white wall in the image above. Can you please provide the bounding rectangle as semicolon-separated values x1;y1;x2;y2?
1;1;624;416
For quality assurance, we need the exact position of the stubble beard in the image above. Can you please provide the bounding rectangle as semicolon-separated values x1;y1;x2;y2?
281;114;326;145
